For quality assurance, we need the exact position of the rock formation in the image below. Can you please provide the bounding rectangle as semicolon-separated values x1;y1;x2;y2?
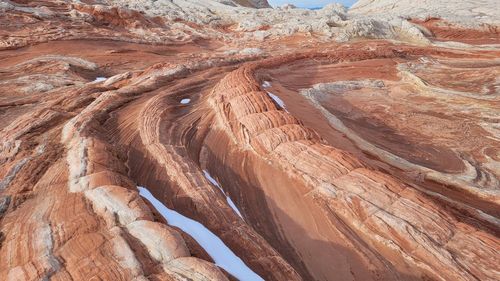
0;0;499;281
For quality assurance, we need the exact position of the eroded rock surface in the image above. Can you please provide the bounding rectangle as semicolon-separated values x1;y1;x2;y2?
0;0;499;281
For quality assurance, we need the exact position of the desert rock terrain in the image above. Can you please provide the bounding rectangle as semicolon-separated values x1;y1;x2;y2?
0;0;499;280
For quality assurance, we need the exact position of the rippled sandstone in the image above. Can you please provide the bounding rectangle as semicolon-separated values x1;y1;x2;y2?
0;0;499;281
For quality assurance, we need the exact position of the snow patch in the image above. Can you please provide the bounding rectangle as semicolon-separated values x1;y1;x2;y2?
137;186;262;281
267;91;287;111
180;98;191;104
203;170;244;219
262;81;272;88
93;77;107;83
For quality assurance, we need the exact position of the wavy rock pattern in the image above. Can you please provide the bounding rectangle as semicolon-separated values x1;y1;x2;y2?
0;0;499;281
207;44;500;280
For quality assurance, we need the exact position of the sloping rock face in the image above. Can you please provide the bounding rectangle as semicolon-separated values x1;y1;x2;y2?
0;0;499;281
234;0;271;8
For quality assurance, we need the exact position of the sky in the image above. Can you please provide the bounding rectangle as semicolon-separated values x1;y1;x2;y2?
268;0;357;8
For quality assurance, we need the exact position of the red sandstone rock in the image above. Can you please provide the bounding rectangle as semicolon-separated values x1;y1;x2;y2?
0;1;499;281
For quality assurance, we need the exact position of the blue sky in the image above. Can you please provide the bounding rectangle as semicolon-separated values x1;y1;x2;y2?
268;0;357;8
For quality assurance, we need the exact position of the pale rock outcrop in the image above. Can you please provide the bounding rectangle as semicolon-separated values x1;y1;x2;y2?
351;0;500;27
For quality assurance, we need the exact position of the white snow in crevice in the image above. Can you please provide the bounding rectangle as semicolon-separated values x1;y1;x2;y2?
203;170;244;219
262;81;288;111
93;77;107;83
266;91;288;111
137;186;263;281
203;170;220;187
180;98;191;104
